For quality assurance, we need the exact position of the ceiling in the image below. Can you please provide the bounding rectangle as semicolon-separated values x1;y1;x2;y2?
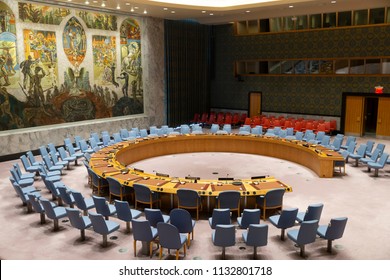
36;0;389;24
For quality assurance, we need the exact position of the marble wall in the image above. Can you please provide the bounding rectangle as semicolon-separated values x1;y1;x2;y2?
0;0;165;157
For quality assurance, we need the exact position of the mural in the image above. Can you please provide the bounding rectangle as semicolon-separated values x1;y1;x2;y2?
18;2;70;25
0;0;144;131
63;17;87;66
120;18;142;100
92;35;118;88
78;11;117;31
0;2;19;90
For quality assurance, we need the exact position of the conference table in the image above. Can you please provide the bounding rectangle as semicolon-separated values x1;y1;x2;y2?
90;133;344;210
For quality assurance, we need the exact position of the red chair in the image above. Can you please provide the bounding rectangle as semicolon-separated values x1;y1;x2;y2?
199;112;208;124
316;123;326;133
231;113;240;127
190;113;200;124
330;120;337;133
324;121;331;134
252;116;261;127
216;112;225;125
206;112;216;126
239;113;247;125
244;117;252;126
262;118;271;130
224;113;232;125
293;121;302;133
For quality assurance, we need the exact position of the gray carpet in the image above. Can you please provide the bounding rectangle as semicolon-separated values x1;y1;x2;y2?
1;134;390;260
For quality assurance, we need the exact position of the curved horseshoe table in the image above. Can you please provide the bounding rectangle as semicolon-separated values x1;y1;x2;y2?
90;134;343;211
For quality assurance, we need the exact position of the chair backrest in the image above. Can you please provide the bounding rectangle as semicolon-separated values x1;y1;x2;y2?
39;146;49;158
303;203;324;221
72;191;89;210
277;207;299;228
66;208;87;230
157;222;183;249
213;224;236;247
245;224;268;247
42;154;54;169
92;196;112;217
57;185;74;206
331;137;342;149
296;220;319;245
66;143;76;155
9;168;20;182
323;217;348;240
107;177;123;196
144;208;165;227
369;147;381;162
132;219;155;242
210;124;219;134
177;189;200;207
355;144;367;156
89;212;108;234
210;208;231;229
114;200;133;221
344;136;356;146
134;184;152;203
12;182;28;203
376;143;386;154
316;131;325;141
346;141;356;154
366;140;375;154
40;198;58;219
28;193;44;213
239;209;261;229
217;191;240;209
57;146;68;160
26;151;38;165
377;153;389;167
112;133;122;143
120;128;130;139
295;131;303;140
321;135;330;146
169;208;194;233
264;188;285;207
47;143;57;155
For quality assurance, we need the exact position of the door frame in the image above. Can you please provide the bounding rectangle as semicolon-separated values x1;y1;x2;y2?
341;92;390;134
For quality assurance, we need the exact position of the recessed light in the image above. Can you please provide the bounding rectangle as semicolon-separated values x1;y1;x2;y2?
101;1;106;7
171;11;175;14
163;7;168;10
85;0;89;4
245;10;250;13
134;6;139;9
130;7;134;12
143;9;147;14
93;0;98;3
125;2;130;5
289;5;294;8
331;1;337;3
210;13;214;16
201;11;206;13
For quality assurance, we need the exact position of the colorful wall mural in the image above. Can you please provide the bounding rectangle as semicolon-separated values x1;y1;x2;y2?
18;2;70;25
0;1;144;131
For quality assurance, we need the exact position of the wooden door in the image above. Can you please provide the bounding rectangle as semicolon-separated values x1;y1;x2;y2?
376;97;390;137
344;96;364;136
249;92;262;118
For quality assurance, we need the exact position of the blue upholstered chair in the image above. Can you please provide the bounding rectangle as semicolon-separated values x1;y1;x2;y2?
106;177;133;203
66;208;92;241
237;209;261;229
26;150;43;167
320;135;330;147
296;203;323;223
269;207;299;240
340;136;356;150
57;185;76;208
212;224;236;259
176;188;202;220
11;181;40;213
13;163;35;180
131;219;158;257
65;143;84;165
169;208;196;247
216;190;241;217
112;132;122;143
359;147;381;166
72;191;95;215
348;143;367;166
256;188;285;220
10;168;34;188
367;152;389;177
328;136;342;151
40;198;67;231
89;137;102;152
64;137;80;152
133;183;160;209
79;139;94;154
114;200;142;233
287;219;319;257
28;193;50;224
90;132;104;146
365;140;375;157
88;167;108;196
242;224;268;259
57;146;77;167
92;195;117;220
89;212;120;247
157;222;188;260
20;154;41;174
208;208;231;229
144;208;170;227
317;217;348;253
42;154;64;174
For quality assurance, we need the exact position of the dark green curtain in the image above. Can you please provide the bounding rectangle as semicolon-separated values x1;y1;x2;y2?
164;20;211;127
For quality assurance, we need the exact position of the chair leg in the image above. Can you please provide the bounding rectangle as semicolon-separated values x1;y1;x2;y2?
184;244;186;257
80;229;85;241
149;241;154;258
53;219;59;231
299;245;305;257
126;222;131;233
159;246;163;259
133;240;137;257
187;233;191;248
253;246;257;259
327;240;333;253
281;229;285;241
176;250;179;260
40;213;46;224
221;247;226;259
102;234;108;247
374;169;379;177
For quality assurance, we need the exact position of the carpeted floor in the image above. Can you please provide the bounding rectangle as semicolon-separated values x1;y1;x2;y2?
1;134;390;260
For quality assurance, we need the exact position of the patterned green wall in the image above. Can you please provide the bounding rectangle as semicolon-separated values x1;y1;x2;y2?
210;24;390;116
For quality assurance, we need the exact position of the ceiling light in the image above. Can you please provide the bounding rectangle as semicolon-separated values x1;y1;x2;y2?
171;11;175;14
245;10;250;13
201;11;206;13
93;0;98;3
163;8;168;10
125;2;130;5
135;6;139;9
85;0;89;4
331;1;337;3
101;1;106;7
210;13;214;15
117;4;120;9
130;7;134;12
289;5;293;8
143;9;147;14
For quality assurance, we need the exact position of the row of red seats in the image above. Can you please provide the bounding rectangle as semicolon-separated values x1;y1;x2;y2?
243;115;337;134
190;112;248;127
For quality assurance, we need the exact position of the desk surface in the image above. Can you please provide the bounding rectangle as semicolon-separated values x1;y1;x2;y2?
90;134;342;196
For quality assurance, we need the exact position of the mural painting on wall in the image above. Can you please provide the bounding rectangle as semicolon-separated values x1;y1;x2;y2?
78;11;117;31
117;18;143;116
18;2;70;25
